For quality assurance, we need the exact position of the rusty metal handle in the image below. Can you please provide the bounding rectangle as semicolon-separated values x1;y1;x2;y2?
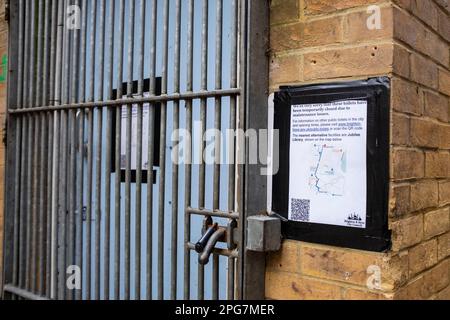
198;228;226;266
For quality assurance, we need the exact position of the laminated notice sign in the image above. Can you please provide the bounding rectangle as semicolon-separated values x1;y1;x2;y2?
111;78;161;184
288;100;367;229
272;78;392;252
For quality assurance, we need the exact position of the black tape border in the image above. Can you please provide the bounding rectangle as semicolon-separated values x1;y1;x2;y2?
272;77;391;252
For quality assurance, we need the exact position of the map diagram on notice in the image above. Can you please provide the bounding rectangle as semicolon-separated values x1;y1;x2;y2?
289;100;368;229
308;144;347;197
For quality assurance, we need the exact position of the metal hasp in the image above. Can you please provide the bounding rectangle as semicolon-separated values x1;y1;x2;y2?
195;219;238;266
246;216;281;253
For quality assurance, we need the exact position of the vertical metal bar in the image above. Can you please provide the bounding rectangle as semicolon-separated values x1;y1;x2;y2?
2;0;19;299
31;120;40;295
115;0;126;301
146;0;157;301
25;0;36;293
19;116;27;291
86;0;97;300
75;0;88;301
58;0;72;300
35;2;45;294
198;0;209;300
170;0;181;301
242;0;269;300
47;0;58;298
28;0;36;108
18;0;31;291
125;0;136;301
39;0;52;297
236;0;246;300
227;0;238;301
66;111;76;301
183;0;194;301
12;0;25;290
94;0;106;301
45;113;53;298
212;0;223;301
212;254;219;300
42;0;52;108
158;0;170;301
135;0;146;301
35;0;44;107
33;0;45;294
51;0;65;300
31;114;39;294
227;257;235;300
75;107;85;298
104;0;115;301
50;112;60;300
66;0;80;301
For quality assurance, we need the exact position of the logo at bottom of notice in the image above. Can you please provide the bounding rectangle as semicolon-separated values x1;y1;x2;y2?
344;213;365;228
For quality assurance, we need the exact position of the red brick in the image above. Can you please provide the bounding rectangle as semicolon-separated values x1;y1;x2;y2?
424;91;449;123
411;54;439;89
270;55;302;85
410;180;439;212
410;0;439;30
410;118;441;149
423;260;450;295
438;9;450;42
265;271;342;300
343;7;394;43
270;17;342;52
439;69;450;97
391;78;422;116
439;181;450;206
270;0;300;25
392;148;424;180
438;232;450;260
393;45;410;78
303;0;383;15
408;239;438;277
425;152;450;178
389;184;411;218
304;44;393;81
391;214;424;251
392;113;410;146
424;208;450;240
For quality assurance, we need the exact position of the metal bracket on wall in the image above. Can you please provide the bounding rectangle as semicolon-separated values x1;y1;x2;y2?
246;215;281;253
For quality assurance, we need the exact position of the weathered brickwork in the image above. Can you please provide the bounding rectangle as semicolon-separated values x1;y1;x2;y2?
268;0;450;300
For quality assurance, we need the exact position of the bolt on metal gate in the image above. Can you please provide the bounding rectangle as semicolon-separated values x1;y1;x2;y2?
2;0;269;300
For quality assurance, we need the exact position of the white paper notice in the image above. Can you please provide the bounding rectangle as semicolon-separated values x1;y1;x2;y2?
120;92;151;171
288;100;367;228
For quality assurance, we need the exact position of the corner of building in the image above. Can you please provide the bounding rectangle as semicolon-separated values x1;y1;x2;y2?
267;0;450;300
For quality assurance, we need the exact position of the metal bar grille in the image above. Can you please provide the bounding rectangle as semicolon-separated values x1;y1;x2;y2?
2;0;257;301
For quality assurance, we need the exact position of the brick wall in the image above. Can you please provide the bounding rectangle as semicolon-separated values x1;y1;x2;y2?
268;0;450;300
0;0;7;291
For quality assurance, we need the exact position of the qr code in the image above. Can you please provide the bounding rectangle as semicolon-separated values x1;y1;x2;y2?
291;199;310;222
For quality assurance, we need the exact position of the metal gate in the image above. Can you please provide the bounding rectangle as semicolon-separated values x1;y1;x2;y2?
1;0;268;300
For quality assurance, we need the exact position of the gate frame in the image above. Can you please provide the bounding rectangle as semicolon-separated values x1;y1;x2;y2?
2;0;20;300
239;0;270;300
